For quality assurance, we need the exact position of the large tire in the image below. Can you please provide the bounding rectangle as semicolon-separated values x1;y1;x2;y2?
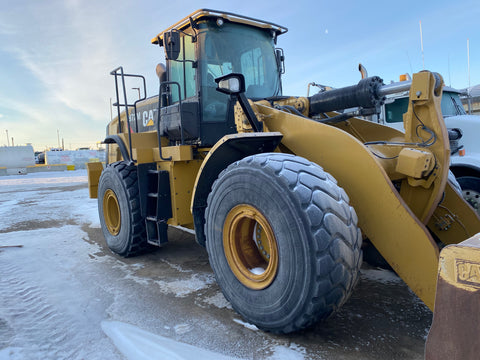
205;153;362;333
448;170;462;195
98;161;149;257
457;176;480;215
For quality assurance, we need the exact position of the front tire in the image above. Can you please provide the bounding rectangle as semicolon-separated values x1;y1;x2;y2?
98;161;149;257
205;153;362;333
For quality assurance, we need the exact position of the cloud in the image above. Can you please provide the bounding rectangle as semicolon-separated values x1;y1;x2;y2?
2;2;119;121
0;92;106;149
0;1;132;147
1;0;477;149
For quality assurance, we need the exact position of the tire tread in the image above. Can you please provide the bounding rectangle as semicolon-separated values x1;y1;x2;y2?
101;161;150;257
206;153;362;333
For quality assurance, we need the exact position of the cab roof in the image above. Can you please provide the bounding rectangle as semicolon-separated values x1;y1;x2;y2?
151;9;288;45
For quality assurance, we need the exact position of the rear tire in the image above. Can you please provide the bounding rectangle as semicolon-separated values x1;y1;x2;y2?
98;161;149;257
205;153;362;333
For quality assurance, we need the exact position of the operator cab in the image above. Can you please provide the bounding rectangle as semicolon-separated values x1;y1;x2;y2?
151;9;287;146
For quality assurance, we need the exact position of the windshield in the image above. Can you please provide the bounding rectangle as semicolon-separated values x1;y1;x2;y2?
200;21;281;98
198;21;281;122
385;91;467;123
441;91;466;117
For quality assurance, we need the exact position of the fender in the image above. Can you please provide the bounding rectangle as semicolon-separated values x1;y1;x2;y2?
450;159;480;179
104;135;131;164
191;132;283;246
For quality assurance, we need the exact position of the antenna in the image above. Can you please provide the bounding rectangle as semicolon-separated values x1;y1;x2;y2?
467;38;472;114
467;38;471;93
419;21;425;70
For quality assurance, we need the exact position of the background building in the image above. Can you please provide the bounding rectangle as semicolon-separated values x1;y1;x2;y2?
462;84;480;115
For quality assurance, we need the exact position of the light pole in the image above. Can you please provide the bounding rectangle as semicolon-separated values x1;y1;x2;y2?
132;87;141;100
110;98;113;120
6;129;9;146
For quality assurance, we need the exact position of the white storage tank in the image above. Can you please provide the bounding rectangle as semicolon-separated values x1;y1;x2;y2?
0;145;35;175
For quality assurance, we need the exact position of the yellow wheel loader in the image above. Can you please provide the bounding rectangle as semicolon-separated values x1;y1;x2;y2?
87;9;480;356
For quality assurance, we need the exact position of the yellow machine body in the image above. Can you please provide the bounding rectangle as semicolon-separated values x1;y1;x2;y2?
89;70;480;310
88;8;480;341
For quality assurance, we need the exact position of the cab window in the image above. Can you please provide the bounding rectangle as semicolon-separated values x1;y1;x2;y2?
385;97;408;123
169;35;196;103
199;21;281;122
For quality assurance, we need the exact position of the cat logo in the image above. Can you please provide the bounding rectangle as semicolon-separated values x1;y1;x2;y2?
456;259;480;288
142;110;156;127
129;109;156;129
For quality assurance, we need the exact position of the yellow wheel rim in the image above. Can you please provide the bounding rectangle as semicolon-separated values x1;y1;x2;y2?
103;189;121;236
223;205;278;290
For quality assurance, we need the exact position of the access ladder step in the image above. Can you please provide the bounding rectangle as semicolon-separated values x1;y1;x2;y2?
137;163;172;247
145;218;168;246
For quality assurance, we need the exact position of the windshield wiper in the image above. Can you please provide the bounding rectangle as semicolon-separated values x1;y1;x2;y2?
451;96;464;115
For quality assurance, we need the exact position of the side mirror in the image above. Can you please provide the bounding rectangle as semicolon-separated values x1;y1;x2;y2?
164;31;180;60
215;73;263;132
215;73;246;95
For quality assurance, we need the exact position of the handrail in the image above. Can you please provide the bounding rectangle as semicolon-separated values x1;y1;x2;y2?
156;81;184;161
109;67;147;162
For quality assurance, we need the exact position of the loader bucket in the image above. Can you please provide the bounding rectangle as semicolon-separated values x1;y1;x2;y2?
425;233;480;360
87;161;104;199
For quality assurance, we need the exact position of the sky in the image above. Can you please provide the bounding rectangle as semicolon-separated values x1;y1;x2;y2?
0;0;479;151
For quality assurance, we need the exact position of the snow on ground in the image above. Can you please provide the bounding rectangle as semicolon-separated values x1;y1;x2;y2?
101;321;236;360
0;169;89;186
0;170;310;360
0;170;99;230
0;170;242;360
0;226;117;359
360;268;402;284
154;274;215;298
0;169;431;360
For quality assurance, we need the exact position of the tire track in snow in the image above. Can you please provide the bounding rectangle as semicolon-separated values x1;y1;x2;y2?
0;262;84;359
